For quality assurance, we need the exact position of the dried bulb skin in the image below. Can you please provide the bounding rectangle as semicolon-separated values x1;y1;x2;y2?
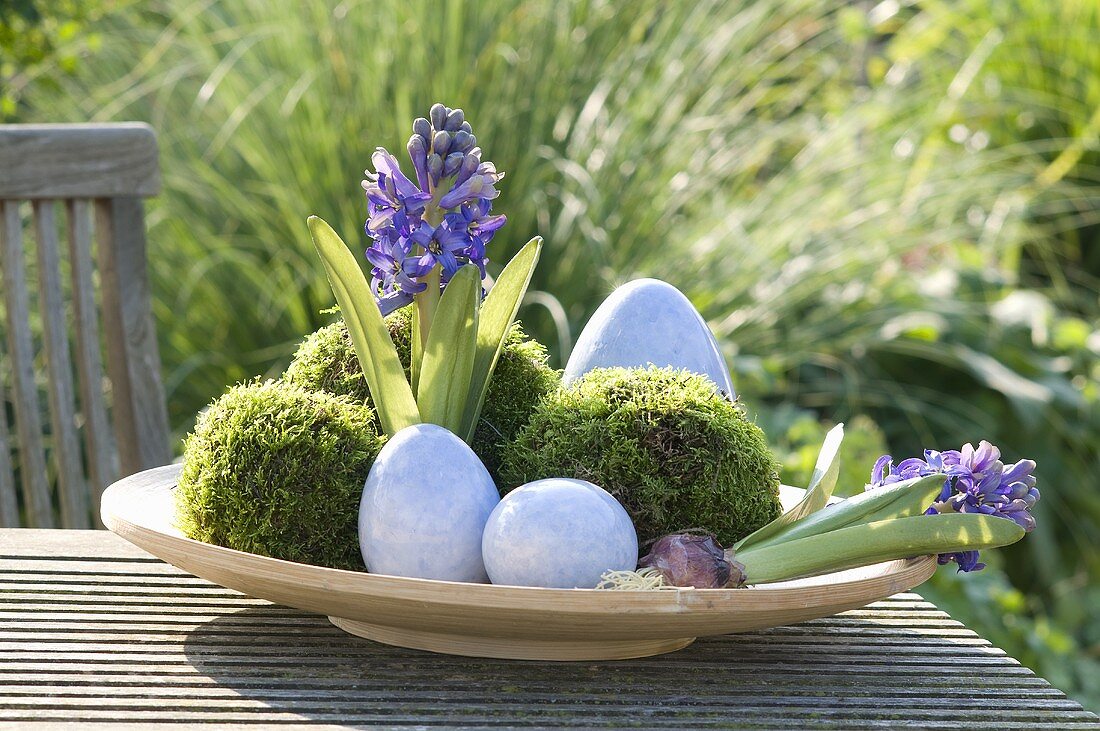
638;533;745;588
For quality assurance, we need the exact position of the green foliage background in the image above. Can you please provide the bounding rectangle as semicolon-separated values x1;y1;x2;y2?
5;0;1098;710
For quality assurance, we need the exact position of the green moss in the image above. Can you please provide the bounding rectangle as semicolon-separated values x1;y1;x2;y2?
498;366;783;545
284;307;559;479
176;379;384;570
283;308;414;398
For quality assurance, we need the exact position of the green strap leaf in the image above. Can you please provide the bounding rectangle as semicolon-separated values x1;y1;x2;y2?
459;237;543;441
741;474;946;551
735;424;844;551
417;264;480;433
307;216;420;436
846;474;948;525
739;512;1025;585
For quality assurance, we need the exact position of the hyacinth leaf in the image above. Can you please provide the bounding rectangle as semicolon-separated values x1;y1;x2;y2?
741;474;946;551
307;216;420;436
418;264;480;433
739;512;1026;585
735;423;844;551
850;474;949;525
459;237;543;442
410;313;423;396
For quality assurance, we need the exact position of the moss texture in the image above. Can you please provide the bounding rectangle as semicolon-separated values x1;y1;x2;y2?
284;307;559;479
176;379;384;570
498;366;783;546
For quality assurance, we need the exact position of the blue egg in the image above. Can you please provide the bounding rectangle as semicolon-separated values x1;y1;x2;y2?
482;478;639;588
563;278;735;398
359;424;499;582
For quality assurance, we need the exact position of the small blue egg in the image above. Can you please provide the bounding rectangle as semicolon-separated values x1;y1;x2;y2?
482;478;638;588
359;424;499;582
563;278;736;398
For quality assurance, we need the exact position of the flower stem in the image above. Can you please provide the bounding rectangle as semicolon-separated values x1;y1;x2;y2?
416;265;441;346
411;200;447;387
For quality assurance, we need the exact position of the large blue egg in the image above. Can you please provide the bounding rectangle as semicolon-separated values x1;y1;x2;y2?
359;424;499;582
563;278;735;398
482;478;638;588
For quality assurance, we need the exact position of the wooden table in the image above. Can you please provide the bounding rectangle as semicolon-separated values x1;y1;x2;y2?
2;529;1097;729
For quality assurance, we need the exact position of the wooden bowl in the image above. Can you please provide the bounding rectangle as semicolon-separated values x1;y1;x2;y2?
102;465;936;661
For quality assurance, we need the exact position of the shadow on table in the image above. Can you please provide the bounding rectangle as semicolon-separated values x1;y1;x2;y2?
181;602;1025;727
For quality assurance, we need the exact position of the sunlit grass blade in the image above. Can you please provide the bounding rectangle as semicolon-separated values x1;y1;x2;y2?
307;216;419;435
417;265;480;433
736;424;844;550
739;513;1026;585
459;237;542;441
741;473;946;551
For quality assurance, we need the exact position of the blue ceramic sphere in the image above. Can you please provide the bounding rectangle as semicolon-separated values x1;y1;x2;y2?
359;424;499;582
481;478;638;588
563;278;736;398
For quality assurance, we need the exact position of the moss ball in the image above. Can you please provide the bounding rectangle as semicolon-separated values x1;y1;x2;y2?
176;379;384;570
284;308;415;397
498;366;783;546
284;307;559;478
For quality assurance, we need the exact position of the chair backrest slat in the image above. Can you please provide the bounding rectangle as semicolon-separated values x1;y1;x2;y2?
0;200;55;528
67;199;117;527
95;197;170;474
0;373;16;528
33;200;89;529
0;123;168;528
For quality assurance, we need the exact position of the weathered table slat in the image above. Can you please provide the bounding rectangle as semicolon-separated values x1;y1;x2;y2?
0;530;1096;730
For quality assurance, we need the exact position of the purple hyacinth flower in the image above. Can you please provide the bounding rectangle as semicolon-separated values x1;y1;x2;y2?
375;290;415;316
358;104;508;311
869;440;1040;573
438;161;503;209
372;149;431;208
443;201;506;246
940;550;985;573
361;150;432;233
410;221;467;277
407;135;430;191
366;237;431;297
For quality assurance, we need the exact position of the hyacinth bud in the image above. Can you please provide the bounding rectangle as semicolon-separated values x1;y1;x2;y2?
444;107;465;131
452;130;474;152
427;153;444;183
443;152;464;177
454;149;481;187
459;120;472;134
638;533;745;588
429;103;448;130
432;130;452;157
413;117;432;143
407;135;429;190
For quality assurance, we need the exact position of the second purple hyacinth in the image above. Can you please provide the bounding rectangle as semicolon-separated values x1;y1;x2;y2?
361;104;505;314
870;440;1040;572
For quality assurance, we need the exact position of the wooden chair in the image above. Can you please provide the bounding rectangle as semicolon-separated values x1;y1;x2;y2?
0;123;170;529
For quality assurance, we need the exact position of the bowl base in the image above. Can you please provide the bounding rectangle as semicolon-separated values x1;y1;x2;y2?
329;616;695;661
